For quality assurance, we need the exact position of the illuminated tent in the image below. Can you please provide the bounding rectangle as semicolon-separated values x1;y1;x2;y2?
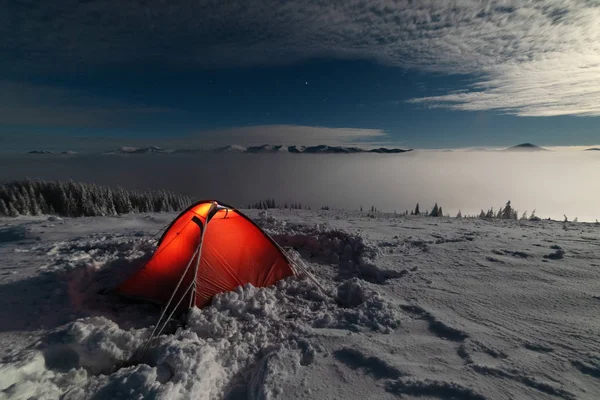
118;201;297;312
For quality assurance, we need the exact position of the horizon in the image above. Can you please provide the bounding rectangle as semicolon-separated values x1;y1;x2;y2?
9;141;600;154
2;1;600;150
2;149;598;222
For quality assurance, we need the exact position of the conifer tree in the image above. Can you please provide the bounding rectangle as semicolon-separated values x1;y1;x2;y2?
0;199;9;216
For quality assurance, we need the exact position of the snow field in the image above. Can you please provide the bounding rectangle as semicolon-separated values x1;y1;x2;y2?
0;210;599;399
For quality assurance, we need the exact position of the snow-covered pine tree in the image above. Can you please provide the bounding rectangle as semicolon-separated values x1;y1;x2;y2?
9;192;23;215
0;199;9;216
430;203;439;217
55;181;70;216
529;209;540;221
501;201;514;220
104;187;117;215
17;187;32;215
92;184;104;215
26;185;41;215
78;183;95;216
116;188;134;214
8;201;19;217
37;192;49;215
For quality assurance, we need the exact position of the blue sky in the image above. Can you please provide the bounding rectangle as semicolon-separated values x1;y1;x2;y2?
2;0;600;151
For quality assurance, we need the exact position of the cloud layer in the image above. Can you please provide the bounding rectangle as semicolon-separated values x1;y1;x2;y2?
187;125;390;147
0;123;390;152
2;0;600;116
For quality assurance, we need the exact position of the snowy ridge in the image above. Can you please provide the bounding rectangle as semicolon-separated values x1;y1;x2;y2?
28;150;54;154
503;143;549;152
209;144;413;154
99;144;413;155
117;146;175;154
27;150;78;155
1;210;599;399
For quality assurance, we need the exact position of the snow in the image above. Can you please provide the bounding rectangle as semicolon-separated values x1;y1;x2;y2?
1;210;600;399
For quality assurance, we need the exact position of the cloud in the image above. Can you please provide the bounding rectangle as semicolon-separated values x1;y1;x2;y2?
2;1;600;116
0;81;178;128
408;53;600;117
0;124;390;152
183;125;390;147
0;82;390;150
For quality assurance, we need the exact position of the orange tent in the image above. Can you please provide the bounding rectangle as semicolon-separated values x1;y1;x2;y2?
118;200;296;312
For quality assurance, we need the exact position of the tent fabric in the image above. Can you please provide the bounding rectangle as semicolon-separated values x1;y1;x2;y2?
117;200;295;309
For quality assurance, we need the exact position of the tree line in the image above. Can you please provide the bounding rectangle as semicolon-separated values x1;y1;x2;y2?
247;198;311;210
406;200;540;220
0;179;193;217
246;198;537;220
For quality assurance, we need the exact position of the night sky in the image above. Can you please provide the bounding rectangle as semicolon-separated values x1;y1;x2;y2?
2;0;600;151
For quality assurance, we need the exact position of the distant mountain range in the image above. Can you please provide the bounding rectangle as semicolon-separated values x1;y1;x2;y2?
28;150;54;154
503;143;549;152
117;146;175;154
102;144;414;155
28;143;598;155
28;150;78;155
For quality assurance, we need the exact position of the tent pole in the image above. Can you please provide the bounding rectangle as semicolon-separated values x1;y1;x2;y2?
189;225;205;310
189;202;217;311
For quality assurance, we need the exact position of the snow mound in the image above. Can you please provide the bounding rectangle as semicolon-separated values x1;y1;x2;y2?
330;279;401;333
42;317;145;375
257;216;404;284
0;352;66;400
1;273;398;399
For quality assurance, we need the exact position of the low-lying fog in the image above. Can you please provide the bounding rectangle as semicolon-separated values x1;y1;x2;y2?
1;151;598;221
